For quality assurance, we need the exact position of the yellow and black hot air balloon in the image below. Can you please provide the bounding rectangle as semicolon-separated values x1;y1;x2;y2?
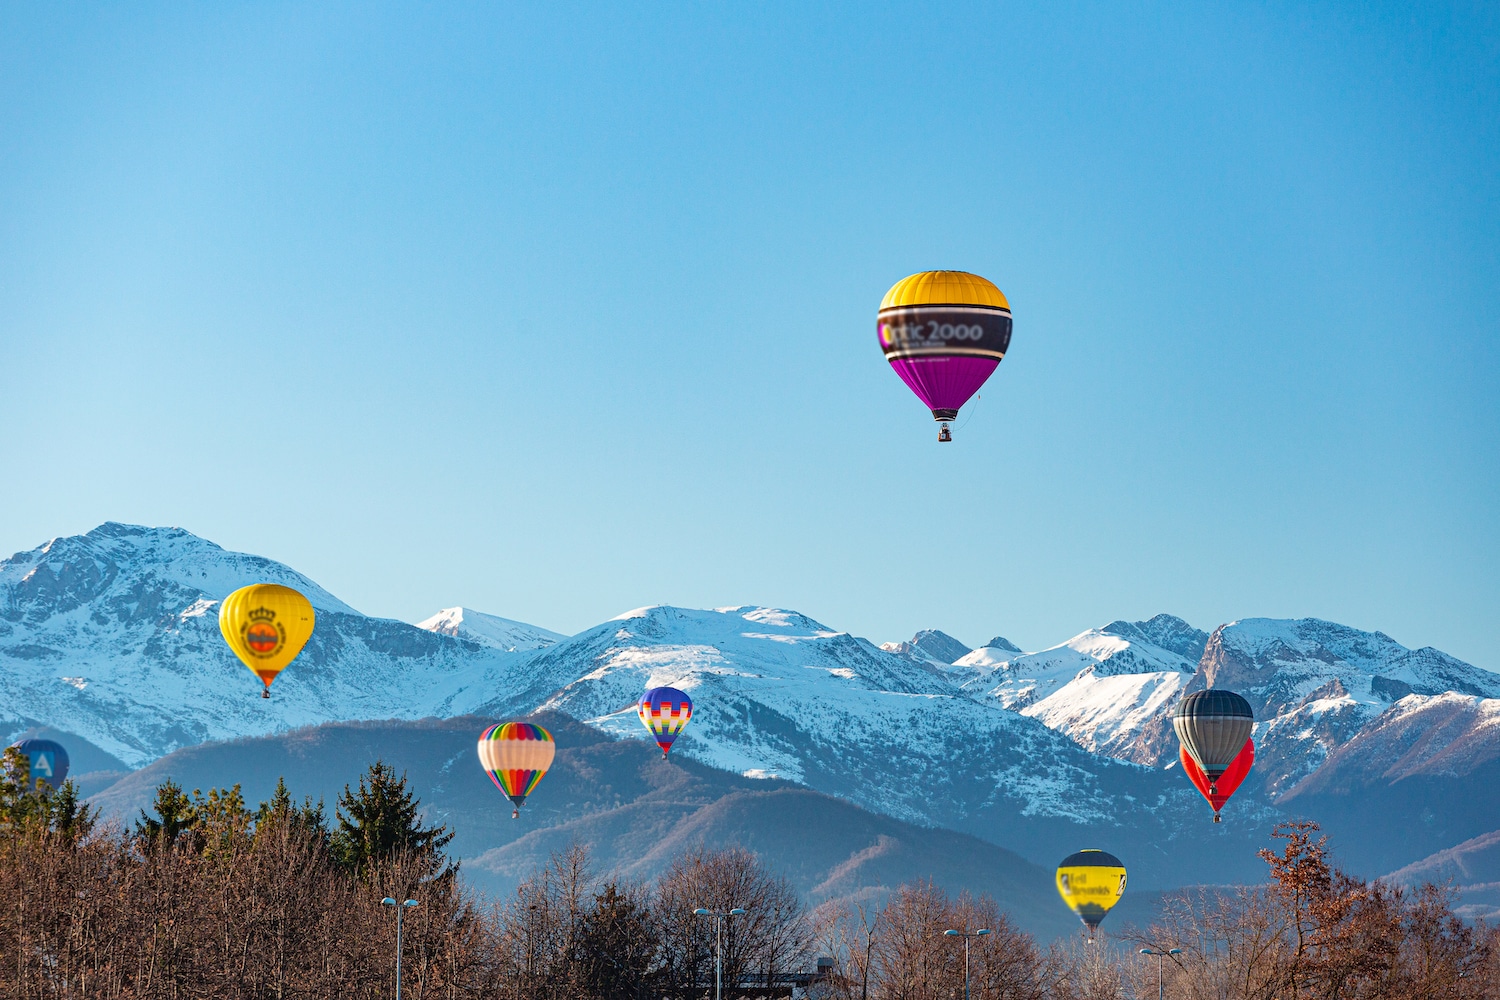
1056;849;1127;939
877;270;1013;441
218;584;315;698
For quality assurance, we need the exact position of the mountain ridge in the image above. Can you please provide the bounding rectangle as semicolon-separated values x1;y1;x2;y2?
4;522;1497;891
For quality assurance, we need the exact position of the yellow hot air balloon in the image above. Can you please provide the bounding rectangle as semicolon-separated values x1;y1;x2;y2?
1056;849;1127;939
218;584;315;698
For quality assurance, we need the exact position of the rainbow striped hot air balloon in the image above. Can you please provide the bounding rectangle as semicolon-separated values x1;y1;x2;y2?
877;270;1012;442
477;722;555;818
637;687;693;758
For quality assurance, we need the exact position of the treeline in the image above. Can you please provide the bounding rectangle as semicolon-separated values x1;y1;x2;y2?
812;823;1500;999
3;745;1499;998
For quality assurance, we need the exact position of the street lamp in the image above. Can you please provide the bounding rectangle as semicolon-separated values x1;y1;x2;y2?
1139;947;1181;1000
382;897;419;1000
943;927;990;1000
693;907;746;1000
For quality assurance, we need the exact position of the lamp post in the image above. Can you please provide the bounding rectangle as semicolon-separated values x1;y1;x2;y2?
1139;947;1181;1000
943;927;990;1000
382;897;419;1000
693;906;745;1000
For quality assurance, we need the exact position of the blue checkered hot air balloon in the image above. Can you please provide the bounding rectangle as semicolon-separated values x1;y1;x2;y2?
637;687;693;758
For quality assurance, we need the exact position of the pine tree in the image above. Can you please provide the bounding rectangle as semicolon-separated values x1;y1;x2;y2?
0;746;45;832
134;778;198;850
48;779;95;845
254;776;327;847
330;761;453;878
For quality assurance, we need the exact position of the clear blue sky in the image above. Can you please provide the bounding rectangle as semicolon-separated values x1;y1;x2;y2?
2;4;1496;666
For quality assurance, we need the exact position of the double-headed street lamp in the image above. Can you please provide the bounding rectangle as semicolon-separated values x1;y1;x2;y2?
693;907;745;1000
382;898;419;1000
943;927;990;1000
1139;947;1181;1000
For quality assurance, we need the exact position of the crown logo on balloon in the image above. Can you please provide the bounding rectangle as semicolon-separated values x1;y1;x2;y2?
247;607;277;622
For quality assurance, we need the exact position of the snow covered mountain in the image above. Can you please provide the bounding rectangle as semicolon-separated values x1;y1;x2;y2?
415;606;565;653
930;614;1499;794
879;629;973;667
468;605;1161;830
4;522;1496;886
0;524;528;765
943;615;1206;761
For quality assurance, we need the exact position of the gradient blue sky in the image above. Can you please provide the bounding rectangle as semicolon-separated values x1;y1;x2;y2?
2;4;1496;665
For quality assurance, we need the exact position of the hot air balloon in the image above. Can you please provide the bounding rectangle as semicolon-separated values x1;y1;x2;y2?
478;722;555;818
1173;690;1254;820
219;584;316;698
877;270;1012;442
8;738;69;792
638;687;693;757
1181;739;1253;822
1056;849;1127;939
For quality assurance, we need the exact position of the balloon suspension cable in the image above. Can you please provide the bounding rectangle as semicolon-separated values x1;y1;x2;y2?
955;393;981;433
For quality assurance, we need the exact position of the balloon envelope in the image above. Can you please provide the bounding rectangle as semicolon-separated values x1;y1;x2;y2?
878;270;1012;438
638;687;693;757
478;722;556;816
1173;689;1254;781
8;738;69;791
1055;849;1127;933
218;584;315;695
1182;739;1254;821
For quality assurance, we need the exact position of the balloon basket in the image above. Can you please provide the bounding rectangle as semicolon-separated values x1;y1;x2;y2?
938;423;952;442
511;808;519;819
261;689;269;699
1213;812;1222;823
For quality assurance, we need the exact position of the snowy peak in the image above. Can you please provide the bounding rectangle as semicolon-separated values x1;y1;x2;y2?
1098;614;1209;663
415;606;565;653
1200;617;1500;719
0;523;527;766
951;614;1200;708
881;629;973;666
982;635;1022;654
1;522;359;618
940;615;1201;761
465;604;1148;831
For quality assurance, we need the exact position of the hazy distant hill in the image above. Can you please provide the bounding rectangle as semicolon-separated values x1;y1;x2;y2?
86;714;1082;939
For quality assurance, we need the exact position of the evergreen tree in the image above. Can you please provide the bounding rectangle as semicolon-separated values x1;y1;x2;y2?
330;761;453;878
578;881;665;999
191;784;252;856
48;779;95;845
254;776;327;843
0;746;45;832
0;748;96;842
133;778;198;850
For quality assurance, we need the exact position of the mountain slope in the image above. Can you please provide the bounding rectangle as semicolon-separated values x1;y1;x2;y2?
415;607;566;652
946;616;1203;762
0;524;531;765
1275;694;1500;874
86;715;1081;938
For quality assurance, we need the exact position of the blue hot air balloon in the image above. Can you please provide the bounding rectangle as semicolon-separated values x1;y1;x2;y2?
9;738;70;791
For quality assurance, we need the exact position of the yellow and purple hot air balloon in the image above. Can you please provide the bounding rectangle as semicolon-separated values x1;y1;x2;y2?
878;270;1012;442
477;722;555;818
638;687;693;758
